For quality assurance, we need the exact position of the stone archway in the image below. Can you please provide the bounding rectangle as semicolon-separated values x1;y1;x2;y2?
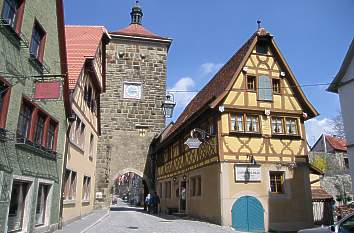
112;168;147;207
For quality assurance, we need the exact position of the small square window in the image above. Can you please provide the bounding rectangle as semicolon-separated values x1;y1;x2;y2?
270;171;284;194
256;41;268;54
272;79;281;94
285;118;298;135
30;21;46;62
271;117;284;134
247;76;256;91
245;115;259;133
231;113;244;132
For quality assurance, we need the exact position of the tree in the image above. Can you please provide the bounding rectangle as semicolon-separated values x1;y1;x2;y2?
329;112;346;138
311;156;327;172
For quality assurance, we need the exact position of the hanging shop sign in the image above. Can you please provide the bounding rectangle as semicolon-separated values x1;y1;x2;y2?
184;138;202;149
33;81;61;99
234;164;261;182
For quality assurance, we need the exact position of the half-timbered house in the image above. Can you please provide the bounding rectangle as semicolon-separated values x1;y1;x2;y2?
155;27;318;232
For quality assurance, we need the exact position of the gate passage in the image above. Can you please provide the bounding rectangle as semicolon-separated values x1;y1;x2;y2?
232;196;264;232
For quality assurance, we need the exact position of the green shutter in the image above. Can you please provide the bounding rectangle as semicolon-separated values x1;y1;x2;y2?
258;76;272;101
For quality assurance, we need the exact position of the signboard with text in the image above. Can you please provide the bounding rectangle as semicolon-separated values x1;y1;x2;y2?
234;165;261;182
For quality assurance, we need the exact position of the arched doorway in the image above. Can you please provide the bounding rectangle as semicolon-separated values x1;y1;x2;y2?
231;196;264;232
113;171;145;206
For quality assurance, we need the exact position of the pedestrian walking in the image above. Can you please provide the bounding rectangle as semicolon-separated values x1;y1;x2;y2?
145;193;151;213
154;191;160;214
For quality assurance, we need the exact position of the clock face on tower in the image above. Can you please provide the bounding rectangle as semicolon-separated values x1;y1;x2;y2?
123;82;142;99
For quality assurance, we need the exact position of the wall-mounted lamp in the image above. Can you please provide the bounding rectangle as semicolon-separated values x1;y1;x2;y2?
182;175;187;181
247;154;256;165
173;177;177;182
162;93;176;118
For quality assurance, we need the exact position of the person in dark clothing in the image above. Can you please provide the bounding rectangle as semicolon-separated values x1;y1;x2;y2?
154;191;160;214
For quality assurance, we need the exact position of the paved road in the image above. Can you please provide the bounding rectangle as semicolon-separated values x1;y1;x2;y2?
86;200;239;233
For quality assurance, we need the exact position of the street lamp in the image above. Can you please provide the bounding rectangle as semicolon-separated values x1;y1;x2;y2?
162;93;176;118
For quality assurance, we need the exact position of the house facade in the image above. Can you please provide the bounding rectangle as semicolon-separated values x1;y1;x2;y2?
94;2;172;208
328;39;354;195
0;0;69;232
62;26;110;223
155;27;318;232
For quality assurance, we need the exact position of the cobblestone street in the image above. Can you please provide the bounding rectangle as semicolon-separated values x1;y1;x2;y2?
58;200;239;233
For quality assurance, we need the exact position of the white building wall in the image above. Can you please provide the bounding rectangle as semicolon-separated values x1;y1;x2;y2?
338;60;354;193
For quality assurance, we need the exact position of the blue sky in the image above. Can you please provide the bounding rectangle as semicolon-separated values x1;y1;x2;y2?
64;0;354;144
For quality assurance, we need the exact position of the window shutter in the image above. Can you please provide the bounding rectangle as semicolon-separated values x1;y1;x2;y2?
258;76;272;101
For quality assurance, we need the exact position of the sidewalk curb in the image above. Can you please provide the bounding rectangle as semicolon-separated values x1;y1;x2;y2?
79;210;110;233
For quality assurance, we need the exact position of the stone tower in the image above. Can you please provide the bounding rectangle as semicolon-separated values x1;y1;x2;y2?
94;2;172;208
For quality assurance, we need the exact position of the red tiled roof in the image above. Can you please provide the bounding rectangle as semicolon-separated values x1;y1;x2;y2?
110;23;166;40
325;135;347;152
65;25;109;90
164;33;257;140
311;187;333;200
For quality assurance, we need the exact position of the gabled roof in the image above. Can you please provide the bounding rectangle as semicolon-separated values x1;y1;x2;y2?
65;25;110;90
163;28;318;142
326;134;347;152
328;38;354;93
311;187;333;200
311;134;347;153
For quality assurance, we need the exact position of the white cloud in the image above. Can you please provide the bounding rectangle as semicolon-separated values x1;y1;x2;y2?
169;77;196;120
200;62;223;75
305;118;333;146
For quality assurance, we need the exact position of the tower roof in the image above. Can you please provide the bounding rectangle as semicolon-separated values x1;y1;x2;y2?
110;1;168;41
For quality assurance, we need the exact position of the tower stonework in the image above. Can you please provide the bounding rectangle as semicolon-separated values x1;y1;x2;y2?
94;3;172;208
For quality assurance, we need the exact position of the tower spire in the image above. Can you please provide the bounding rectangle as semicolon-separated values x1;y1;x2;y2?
130;1;143;25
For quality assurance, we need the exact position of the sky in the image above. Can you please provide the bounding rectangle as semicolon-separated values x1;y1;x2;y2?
64;0;354;145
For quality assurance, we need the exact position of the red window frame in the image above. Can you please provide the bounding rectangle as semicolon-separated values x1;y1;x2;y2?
29;20;46;63
0;77;11;129
16;97;59;152
1;0;25;34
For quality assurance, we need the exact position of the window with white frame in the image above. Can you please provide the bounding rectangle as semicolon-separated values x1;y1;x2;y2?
82;176;91;202
35;184;50;226
64;170;77;201
230;113;259;133
7;181;30;232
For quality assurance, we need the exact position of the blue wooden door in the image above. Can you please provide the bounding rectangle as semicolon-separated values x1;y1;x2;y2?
232;196;264;232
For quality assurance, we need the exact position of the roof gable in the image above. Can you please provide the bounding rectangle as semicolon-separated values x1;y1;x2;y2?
65;25;110;90
328;39;354;93
165;29;318;142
